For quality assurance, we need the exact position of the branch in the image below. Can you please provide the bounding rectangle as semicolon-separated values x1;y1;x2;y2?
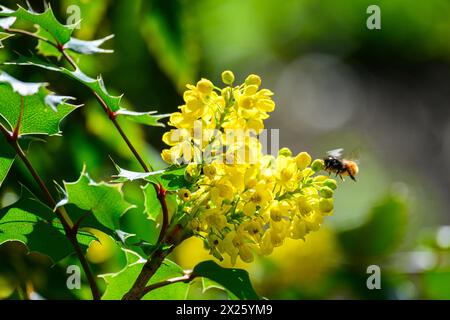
4;28;56;47
141;271;196;296
121;244;173;300
0;123;101;300
157;183;169;243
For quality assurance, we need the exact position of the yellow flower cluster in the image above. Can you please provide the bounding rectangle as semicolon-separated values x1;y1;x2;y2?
162;71;338;264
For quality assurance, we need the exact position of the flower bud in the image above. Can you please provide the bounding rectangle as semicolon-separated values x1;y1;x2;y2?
245;74;261;87
295;152;312;170
221;70;235;85
178;188;191;202
319;186;334;198
239;245;254;263
323;179;338;190
311;159;325;172
319;198;334;213
278;147;292;157
196;78;213;94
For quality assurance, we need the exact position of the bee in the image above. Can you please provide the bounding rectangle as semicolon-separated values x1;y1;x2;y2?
323;148;359;181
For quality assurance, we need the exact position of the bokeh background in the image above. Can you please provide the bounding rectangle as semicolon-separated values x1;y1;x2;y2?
1;0;450;299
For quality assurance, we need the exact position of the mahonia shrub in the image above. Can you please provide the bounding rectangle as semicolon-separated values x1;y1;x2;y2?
0;4;345;300
161;71;336;264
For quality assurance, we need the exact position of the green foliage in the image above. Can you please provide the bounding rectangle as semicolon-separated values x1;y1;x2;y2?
0;81;79;135
0;4;75;44
0;188;94;263
9;56;168;126
193;260;260;300
57;168;133;231
0;138;15;187
100;249;189;300
114;164;190;191
0;31;12;48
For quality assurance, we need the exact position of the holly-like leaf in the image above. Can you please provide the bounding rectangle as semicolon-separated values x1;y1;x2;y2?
0;188;95;263
65;34;114;55
0;16;16;29
115;109;169;128
57;167;134;232
35;26;61;58
37;32;115;58
192;260;260;300
7;56;168;123
0;5;76;45
113;163;189;191
0;71;47;96
0;137;15;187
0;31;13;48
0;72;79;135
100;249;190;300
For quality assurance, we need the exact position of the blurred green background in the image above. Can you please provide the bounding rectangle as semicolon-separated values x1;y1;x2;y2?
1;0;450;300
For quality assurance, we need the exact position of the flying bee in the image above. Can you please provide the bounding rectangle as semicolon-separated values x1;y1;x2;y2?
323;148;359;181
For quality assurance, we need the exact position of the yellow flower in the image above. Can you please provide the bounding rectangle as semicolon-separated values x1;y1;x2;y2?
160;71;344;265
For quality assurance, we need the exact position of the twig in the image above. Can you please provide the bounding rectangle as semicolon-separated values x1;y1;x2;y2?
141;271;196;296
4;28;56;46
0;122;101;300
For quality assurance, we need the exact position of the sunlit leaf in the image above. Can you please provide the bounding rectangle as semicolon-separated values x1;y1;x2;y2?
115;109;169;127
0;138;15;187
0;31;13;48
0;72;79;135
0;4;75;45
65;35;114;55
57;167;134;231
192;260;260;300
113;163;189;191
100;249;189;300
0;188;95;263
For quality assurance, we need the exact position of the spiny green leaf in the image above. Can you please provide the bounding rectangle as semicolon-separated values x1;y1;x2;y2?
0;188;95;263
7;56;168;122
0;71;47;96
113;163;189;191
35;26;61;58
115;109;169;128
0;31;13;48
0;72;79;135
193;260;260;300
9;56;123;111
0;4;75;45
57;167;134;231
143;183;162;221
65;34;114;55
100;249;190;300
0;16;16;29
37;30;114;58
0;137;15;187
0;138;34;187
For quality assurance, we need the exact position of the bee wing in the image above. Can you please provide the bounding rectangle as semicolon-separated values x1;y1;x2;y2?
326;148;344;158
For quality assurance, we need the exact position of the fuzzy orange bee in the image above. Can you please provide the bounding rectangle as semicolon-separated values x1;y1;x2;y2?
323;148;359;181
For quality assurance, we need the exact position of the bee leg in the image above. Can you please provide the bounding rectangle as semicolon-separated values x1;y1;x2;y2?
349;172;356;182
